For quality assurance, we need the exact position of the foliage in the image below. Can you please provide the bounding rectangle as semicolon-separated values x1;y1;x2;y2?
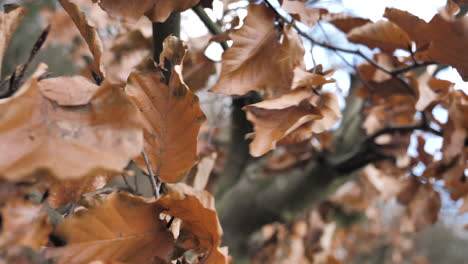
0;0;466;263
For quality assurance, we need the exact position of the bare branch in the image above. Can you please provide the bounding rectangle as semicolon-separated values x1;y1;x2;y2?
141;151;161;199
192;5;229;51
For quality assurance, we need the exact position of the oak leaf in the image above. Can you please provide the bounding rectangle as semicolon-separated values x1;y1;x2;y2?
47;192;175;264
243;88;324;157
347;20;412;53
0;64;143;181
0;4;28;77
126;37;205;183
211;3;304;97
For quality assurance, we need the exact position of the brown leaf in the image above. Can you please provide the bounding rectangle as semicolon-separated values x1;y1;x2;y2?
183;36;216;92
415;71;453;111
158;183;228;264
0;64;143;181
0;4;28;77
282;0;328;27
211;3;304;97
347;20;412;53
441;90;467;164
39;75;100;106
400;182;441;232
278;92;340;145
322;12;371;33
59;0;105;79
186;152;217;191
126;37;205;183
47;192;175;264
385;7;468;80
244;88;323;157
94;0;200;22
0;197;51;250
47;173;115;208
291;67;335;89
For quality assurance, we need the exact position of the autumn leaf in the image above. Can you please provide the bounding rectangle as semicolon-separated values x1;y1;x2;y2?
46;173;115;208
183;35;216;92
47;192;175;264
291;67;335;90
126;37;205;183
59;0;105;79
211;3;304;97
0;197;51;250
347;20;412;53
93;0;201;22
0;4;28;77
0;64;143;181
322;12;371;34
158;183;228;263
415;71;453;111
243;88;323;157
385;7;468;80
278;92;340;145
282;0;327;27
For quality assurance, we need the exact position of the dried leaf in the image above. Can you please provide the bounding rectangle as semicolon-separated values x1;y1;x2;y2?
38;75;100;106
94;0;200;22
282;0;327;27
291;67;335;89
0;4;28;77
347;20;412;53
322;12;371;33
212;3;304;97
159;183;228;264
385;7;468;80
47;173;115;208
278;93;340;145
243;88;323;157
59;0;105;79
0;64;143;181
0;198;51;250
126;37;205;183
47;192;175;264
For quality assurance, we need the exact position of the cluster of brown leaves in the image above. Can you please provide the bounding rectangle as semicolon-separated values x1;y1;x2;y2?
0;0;467;263
0;1;229;263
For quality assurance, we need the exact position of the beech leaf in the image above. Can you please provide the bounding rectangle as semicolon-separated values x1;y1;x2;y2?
47;192;175;264
243;88;323;157
347;20;412;53
212;3;304;97
126;37;205;183
59;0;105;79
0;64;143;181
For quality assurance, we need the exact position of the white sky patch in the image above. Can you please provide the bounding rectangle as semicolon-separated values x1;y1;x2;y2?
342;0;446;21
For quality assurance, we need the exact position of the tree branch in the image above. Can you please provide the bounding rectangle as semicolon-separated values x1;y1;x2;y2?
192;5;229;51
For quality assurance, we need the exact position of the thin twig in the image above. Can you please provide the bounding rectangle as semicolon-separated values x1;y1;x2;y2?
142;151;161;199
192;5;229;51
0;25;51;98
263;1;435;81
